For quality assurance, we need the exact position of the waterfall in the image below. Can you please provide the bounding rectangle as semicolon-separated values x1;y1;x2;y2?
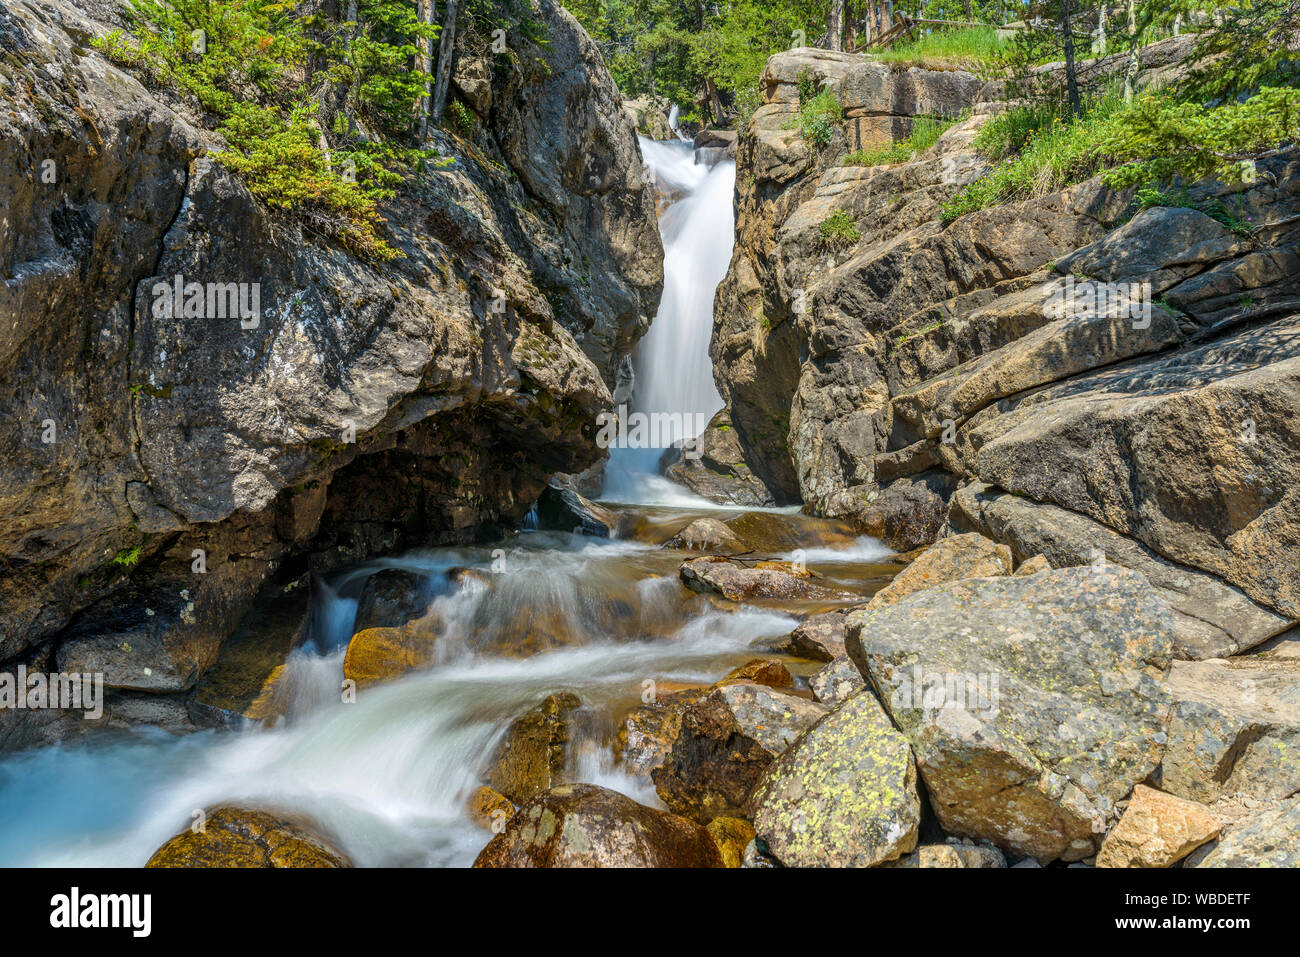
602;137;736;504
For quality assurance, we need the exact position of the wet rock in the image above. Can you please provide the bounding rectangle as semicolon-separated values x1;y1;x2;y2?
835;472;956;552
712;658;794;690
473;784;721;868
679;557;851;602
536;482;616;537
867;532;1012;608
188;575;311;727
848;566;1177;862
1194;795;1300;867
660;410;780;507
146;806;351;868
616;688;705;776
949;482;1295;659
653;684;827;823
1096;785;1220;868
883;843;1007;868
706;817;756;868
742;838;778;868
663;518;748;553
353;568;431;633
467;786;515;832
809;656;866;707
1156;657;1300;803
776;611;848;661
486;692;583;805
343;624;437;688
749;689;921;867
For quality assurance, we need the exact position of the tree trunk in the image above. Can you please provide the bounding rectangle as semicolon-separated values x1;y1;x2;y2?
1123;0;1140;103
415;0;436;142
1061;0;1081;115
829;0;845;51
1096;5;1106;56
432;0;459;124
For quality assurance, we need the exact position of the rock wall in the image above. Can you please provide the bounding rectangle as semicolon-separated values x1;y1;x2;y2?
0;0;661;737
710;41;1300;628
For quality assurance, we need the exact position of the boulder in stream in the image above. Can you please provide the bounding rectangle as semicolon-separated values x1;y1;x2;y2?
749;689;921;867
146;806;351;868
679;556;851;602
652;684;827;823
473;784;722;867
486;692;583;805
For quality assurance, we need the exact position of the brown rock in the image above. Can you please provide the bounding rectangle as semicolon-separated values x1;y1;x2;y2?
706;817;757;868
466;786;515;833
653;684;827;823
777;610;848;661
146;806;351;868
679;556;852;602
712;658;794;689
867;532;1012;607
1097;785;1221;868
663;517;748;552
473;784;721;867
1014;554;1052;576
616;688;706;776
486;692;583;804
342;624;436;688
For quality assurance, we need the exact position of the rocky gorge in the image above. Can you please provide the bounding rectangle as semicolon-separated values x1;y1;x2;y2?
0;0;1297;874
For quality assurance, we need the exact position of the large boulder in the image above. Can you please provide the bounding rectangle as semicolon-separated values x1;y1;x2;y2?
342;623;438;688
146;806;351;868
949;483;1295;660
847;566;1177;862
776;610;848;661
473;784;721;868
652;684;827;823
616;688;706;777
749;689;921;867
663;518;748;553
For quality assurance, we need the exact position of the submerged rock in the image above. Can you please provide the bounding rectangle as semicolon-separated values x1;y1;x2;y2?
653;684;827;823
343;624;437;688
353;568;432;633
486;692;583;805
848;566;1177;862
473;784;721;867
146;806;351;868
712;658;794;690
749;689;920;867
679;556;851;602
1096;785;1220;868
663;518;749;553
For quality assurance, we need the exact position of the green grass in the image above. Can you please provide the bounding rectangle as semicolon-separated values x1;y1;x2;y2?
819;209;862;249
941;89;1129;224
843;114;961;166
872;26;1008;70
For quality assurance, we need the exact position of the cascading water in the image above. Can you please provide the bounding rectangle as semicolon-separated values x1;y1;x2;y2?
602;137;736;505
0;133;895;869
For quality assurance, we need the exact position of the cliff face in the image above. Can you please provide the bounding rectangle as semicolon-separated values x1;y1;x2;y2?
0;0;661;710
711;43;1300;636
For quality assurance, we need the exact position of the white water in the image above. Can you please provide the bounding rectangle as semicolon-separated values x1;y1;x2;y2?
0;534;802;867
0;135;884;870
603;138;736;505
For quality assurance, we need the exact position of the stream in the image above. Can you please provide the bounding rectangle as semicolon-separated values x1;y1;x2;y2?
0;138;897;868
